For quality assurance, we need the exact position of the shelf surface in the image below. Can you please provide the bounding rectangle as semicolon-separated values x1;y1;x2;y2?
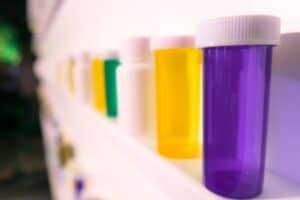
40;78;300;200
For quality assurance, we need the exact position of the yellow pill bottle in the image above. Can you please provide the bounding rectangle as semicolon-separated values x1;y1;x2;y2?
90;56;106;113
151;36;203;158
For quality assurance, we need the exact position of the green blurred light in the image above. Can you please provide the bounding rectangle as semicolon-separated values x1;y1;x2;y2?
0;22;21;66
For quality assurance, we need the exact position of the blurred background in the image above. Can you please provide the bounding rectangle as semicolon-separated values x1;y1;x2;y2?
0;0;50;199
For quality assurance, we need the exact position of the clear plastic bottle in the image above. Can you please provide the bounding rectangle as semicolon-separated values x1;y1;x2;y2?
57;58;71;93
73;54;89;103
197;15;280;198
68;57;75;96
151;36;202;158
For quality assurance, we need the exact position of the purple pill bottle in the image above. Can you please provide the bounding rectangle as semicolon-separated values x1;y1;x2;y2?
197;15;280;199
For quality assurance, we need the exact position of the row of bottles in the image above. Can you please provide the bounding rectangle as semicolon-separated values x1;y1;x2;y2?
54;36;202;159
56;52;120;118
38;15;300;199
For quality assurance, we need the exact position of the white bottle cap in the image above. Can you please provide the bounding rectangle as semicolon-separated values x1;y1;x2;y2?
101;49;119;60
89;50;118;60
150;36;195;50
120;36;150;62
196;15;281;48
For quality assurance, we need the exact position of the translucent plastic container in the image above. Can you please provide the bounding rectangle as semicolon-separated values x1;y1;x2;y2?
68;57;75;96
197;15;280;198
151;36;202;158
73;54;89;103
90;56;106;113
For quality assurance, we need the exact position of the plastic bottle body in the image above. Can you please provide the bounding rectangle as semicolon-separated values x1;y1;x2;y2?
73;58;89;103
104;59;120;117
117;63;153;135
155;48;201;158
203;45;273;198
86;56;93;106
91;58;106;113
68;59;75;96
58;60;71;93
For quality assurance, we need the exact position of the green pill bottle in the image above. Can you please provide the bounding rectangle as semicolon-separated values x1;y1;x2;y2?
103;50;120;117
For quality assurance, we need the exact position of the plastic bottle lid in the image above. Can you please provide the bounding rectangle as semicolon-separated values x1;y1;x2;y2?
196;15;281;48
101;49;119;60
150;36;195;50
88;50;118;60
120;36;150;62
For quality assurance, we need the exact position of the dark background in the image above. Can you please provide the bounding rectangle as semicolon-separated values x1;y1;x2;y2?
0;0;50;199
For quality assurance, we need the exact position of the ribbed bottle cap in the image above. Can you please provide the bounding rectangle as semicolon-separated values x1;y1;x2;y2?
150;36;195;50
120;36;150;62
197;15;281;48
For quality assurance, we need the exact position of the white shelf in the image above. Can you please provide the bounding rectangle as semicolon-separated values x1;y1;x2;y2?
38;78;300;200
